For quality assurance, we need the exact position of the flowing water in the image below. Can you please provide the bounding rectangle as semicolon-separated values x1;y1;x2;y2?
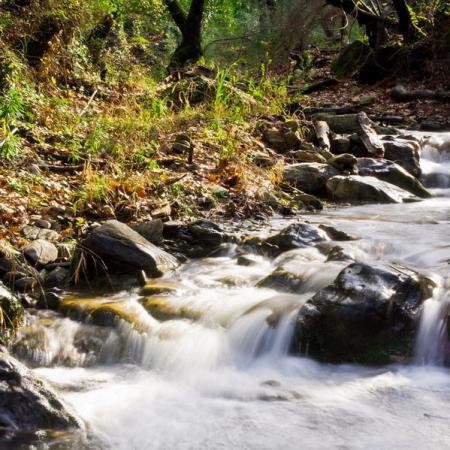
16;132;450;449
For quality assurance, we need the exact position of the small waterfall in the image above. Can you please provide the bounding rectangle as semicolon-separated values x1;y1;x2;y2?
415;282;450;366
414;132;450;365
419;132;450;193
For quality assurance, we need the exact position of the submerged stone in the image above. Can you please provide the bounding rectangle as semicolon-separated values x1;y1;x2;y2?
60;298;150;333
140;296;200;321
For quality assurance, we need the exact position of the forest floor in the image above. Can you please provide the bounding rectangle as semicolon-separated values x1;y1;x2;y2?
0;49;449;252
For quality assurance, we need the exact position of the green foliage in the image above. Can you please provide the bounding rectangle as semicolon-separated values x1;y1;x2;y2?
0;89;26;160
0;89;25;123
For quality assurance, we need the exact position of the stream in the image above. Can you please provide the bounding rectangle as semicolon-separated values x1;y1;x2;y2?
16;132;450;449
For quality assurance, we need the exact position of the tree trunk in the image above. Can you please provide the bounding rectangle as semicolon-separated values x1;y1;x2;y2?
392;0;415;43
165;0;206;70
325;0;387;48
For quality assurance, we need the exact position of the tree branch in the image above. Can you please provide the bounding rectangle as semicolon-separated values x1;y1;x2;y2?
164;0;187;31
186;0;206;34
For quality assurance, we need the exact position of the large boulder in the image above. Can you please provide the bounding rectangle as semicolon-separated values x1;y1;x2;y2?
357;158;431;198
81;220;178;277
284;163;339;193
327;175;417;204
293;263;433;364
383;139;421;177
0;347;83;437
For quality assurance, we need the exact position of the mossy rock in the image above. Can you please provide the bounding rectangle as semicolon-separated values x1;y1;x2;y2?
140;296;200;321
257;269;305;293
140;280;182;296
60;298;150;333
331;41;371;77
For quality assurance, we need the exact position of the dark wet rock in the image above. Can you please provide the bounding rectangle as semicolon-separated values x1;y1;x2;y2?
237;254;261;266
23;239;58;266
132;219;164;245
348;133;369;157
0;257;14;274
12;277;37;292
0;347;83;434
265;223;329;255
357;158;431;198
34;219;52;229
43;266;70;288
383;140;421;177
283;163;339;193
328;153;357;174
316;242;355;262
327;175;417;204
318;225;356;241
296;193;324;211
293;262;433;364
80;220;178;277
37;289;64;310
163;220;233;258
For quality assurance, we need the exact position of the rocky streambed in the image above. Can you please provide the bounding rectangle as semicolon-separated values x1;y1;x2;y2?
1;131;450;449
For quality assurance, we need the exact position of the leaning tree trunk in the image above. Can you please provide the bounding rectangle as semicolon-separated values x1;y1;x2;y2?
165;0;206;70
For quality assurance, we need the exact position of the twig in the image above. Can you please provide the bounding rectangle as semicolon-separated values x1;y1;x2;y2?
79;89;98;117
165;173;188;186
0;127;18;148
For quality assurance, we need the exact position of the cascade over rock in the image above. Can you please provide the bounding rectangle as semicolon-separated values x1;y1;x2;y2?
293;262;434;364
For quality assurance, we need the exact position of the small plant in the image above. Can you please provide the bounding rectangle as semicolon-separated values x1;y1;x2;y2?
0;89;25;123
73;165;114;212
0;131;20;160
